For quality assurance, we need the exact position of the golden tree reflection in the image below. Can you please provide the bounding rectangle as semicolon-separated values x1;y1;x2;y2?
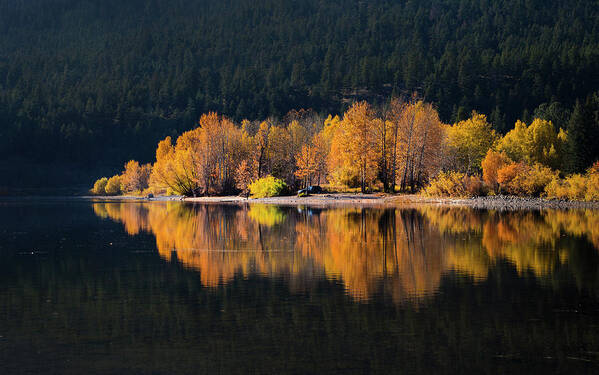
93;202;599;304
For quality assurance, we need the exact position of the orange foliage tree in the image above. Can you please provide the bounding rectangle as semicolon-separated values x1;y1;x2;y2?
235;160;255;198
481;150;512;193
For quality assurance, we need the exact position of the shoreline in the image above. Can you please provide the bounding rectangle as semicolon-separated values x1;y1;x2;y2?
73;193;599;210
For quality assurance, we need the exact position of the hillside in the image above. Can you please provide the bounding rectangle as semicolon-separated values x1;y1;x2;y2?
0;0;598;188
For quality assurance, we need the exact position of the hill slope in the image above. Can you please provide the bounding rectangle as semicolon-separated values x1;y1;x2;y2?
0;0;598;187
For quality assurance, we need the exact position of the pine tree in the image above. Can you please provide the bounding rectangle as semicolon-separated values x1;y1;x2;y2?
566;100;593;173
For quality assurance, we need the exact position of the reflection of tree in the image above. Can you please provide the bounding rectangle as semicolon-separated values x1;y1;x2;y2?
94;202;319;288
419;207;599;285
93;202;150;235
93;202;599;304
247;204;287;227
543;209;599;250
480;211;562;276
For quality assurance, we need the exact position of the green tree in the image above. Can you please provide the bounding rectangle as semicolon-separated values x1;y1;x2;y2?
566;97;599;173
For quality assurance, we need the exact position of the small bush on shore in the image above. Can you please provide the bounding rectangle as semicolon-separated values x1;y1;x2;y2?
586;162;599;201
249;176;288;198
544;175;587;200
497;162;555;196
91;177;108;195
543;177;568;200
544;161;599;201
464;175;485;196
424;171;484;198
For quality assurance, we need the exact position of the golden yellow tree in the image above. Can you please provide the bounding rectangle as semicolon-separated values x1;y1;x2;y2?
330;101;379;193
195;113;244;194
121;160;152;193
105;175;122;195
388;99;446;191
91;177;108;195
295;144;317;188
446;112;498;174
497;118;567;169
149;131;203;196
311;132;328;185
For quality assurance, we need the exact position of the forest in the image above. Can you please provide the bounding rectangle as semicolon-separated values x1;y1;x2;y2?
1;0;598;190
92;92;599;201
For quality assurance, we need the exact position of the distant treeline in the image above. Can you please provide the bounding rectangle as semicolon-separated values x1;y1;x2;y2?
92;93;599;201
1;0;598;188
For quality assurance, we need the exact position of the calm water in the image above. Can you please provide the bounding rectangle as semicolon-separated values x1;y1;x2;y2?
1;199;599;374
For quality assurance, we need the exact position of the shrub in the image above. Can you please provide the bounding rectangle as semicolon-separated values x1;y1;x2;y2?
424;171;483;198
464;175;485;197
586;162;599;201
105;175;122;195
544;177;569;200
544;174;586;201
527;163;556;195
497;162;556;196
544;162;599;201
248;176;288;198
564;174;588;201
91;177;108;195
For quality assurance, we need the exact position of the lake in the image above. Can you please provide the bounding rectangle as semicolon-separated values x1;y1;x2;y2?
1;199;599;374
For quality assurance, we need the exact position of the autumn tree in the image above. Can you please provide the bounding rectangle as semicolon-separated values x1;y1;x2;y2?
497;118;567;169
254;121;270;178
329;101;379;192
388;99;445;192
149;132;202;196
481;150;512;193
195;113;244;194
91;177;108;195
267;125;294;185
235;160;255;198
121;160;152;193
384;98;405;192
321;114;341;144
446;112;498;174
105;175;122;195
295;144;317;188
310;132;328;185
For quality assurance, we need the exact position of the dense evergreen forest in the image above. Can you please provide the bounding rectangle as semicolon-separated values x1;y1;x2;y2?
0;0;598;189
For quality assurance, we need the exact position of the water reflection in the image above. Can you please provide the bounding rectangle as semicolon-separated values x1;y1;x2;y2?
93;202;599;303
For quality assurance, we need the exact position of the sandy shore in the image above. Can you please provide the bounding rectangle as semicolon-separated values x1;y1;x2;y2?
184;193;599;210
186;193;395;206
78;193;599;210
